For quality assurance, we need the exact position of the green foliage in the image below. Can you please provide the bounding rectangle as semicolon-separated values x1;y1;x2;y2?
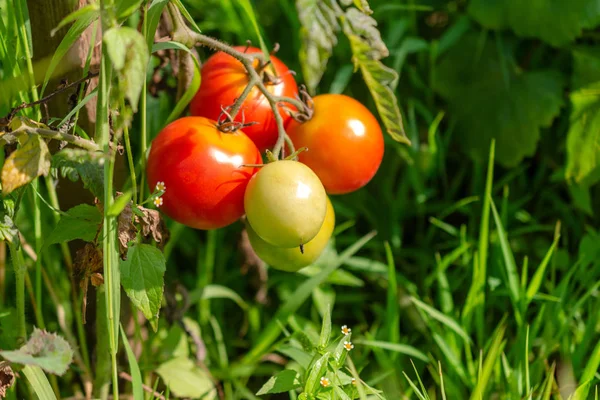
434;34;564;166
120;243;166;331
51;148;104;201
155;357;216;398
256;370;301;395
45;204;102;245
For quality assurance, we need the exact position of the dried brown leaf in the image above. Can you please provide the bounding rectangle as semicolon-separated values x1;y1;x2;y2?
117;202;137;259
73;243;103;324
0;364;15;398
1;134;51;194
138;207;169;249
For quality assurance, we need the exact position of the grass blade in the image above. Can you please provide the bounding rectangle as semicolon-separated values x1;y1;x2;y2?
22;365;57;400
240;231;377;366
120;325;143;400
384;242;400;344
412;297;472;344
469;324;506;400
354;339;429;362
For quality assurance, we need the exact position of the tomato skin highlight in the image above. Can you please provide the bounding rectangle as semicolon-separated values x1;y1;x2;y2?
244;160;327;248
146;116;261;230
190;46;298;151
287;94;385;195
246;197;335;272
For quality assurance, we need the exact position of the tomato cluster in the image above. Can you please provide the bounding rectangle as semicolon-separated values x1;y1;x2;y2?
147;46;384;272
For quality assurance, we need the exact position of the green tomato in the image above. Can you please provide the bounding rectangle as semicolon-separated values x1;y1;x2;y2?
247;197;335;272
244;160;327;247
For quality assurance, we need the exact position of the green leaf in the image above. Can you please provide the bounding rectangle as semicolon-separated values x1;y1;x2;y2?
296;0;339;93
1;134;50;194
103;27;149;111
22;366;57;400
566;88;600;184
45;204;102;246
469;325;506;400
51;4;99;36
116;0;143;20
51;148;104;201
353;339;429;362
41;9;99;96
155;357;216;399
434;33;564;166
120;244;166;331
0;328;73;376
145;0;170;51
172;0;202;34
318;305;332;349
468;0;600;47
120;325;143;400
188;284;249;311
346;33;409;144
108;191;132;217
304;352;330;394
256;369;301;396
151;41;201;125
411;297;472;344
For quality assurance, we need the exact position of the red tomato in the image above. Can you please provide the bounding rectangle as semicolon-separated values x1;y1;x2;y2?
190;46;298;151
146;116;261;230
287;94;384;195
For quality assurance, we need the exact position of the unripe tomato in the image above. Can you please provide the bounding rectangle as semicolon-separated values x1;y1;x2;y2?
246;197;335;272
244;160;327;248
287;94;384;195
146;116;261;230
190;46;298;151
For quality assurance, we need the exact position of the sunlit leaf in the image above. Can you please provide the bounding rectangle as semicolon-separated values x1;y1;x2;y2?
45;204;102;246
0;328;73;376
256;370;301;395
155;357;216;399
1;134;50;194
120;244;166;331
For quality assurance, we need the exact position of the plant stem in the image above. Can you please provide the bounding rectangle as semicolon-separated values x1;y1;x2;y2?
8;242;26;342
97;0;119;397
226;75;259;121
14;127;101;152
31;181;44;329
123;113;138;204
140;3;149;201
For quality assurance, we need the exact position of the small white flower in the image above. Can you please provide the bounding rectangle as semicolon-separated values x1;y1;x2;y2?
153;197;163;207
351;378;357;385
155;181;166;192
343;341;354;351
341;325;351;336
320;377;330;387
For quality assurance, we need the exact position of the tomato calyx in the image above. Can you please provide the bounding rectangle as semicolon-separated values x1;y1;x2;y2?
285;85;314;123
216;105;259;133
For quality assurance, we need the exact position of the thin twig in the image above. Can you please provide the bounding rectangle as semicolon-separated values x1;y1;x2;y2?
21;127;100;152
118;372;166;400
2;71;99;123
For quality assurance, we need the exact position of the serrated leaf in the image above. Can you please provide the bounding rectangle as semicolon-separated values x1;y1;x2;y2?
434;33;564;166
2;134;50;194
155;357;216;399
104;27;149;111
296;0;340;93
256;369;301;395
468;0;600;47
346;34;409;144
51;149;104;201
45;204;102;246
120;244;166;331
0;328;73;376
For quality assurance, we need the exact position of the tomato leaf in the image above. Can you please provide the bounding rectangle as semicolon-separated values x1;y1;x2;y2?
468;0;600;47
256;370;301;396
103;27;149;112
0;328;73;376
120;244;166;331
51;149;104;201
346;33;409;144
434;33;564;166
45;204;102;247
1;134;50;194
155;357;216;399
296;0;340;93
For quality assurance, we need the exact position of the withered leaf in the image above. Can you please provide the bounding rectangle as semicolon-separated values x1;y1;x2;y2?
139;207;169;248
1;134;51;194
0;364;15;398
73;243;103;324
117;203;169;259
117;201;137;259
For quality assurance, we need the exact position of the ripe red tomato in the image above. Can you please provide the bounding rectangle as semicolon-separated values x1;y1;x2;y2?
287;94;384;195
190;46;298;151
146;116;261;230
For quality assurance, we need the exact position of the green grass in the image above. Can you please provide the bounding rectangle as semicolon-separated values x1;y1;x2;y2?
0;0;599;399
